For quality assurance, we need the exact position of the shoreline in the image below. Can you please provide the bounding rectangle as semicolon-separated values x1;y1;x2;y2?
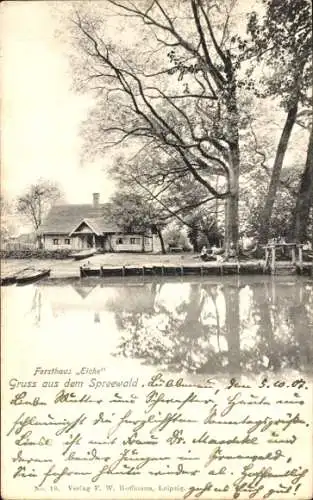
1;254;312;280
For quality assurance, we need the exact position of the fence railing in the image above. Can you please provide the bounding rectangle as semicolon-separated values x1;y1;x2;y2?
1;242;37;251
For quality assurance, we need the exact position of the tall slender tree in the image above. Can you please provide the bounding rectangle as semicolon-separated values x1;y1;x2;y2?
247;0;312;242
291;127;313;242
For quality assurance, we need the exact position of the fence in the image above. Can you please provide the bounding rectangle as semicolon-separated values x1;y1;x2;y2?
1;241;38;251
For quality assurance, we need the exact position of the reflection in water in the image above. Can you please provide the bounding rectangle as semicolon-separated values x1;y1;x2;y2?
7;276;313;375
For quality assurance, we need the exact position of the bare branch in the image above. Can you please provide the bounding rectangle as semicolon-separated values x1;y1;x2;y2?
191;0;226;88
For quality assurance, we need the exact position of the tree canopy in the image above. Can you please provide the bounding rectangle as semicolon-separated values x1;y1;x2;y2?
16;179;62;232
67;0;312;248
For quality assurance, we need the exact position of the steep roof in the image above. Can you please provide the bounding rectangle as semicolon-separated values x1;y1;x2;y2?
38;203;120;234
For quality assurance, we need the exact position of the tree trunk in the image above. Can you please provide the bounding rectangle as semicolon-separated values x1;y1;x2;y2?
224;193;239;252
223;64;240;255
259;101;299;243
291;127;313;242
215;176;219;234
224;145;240;255
156;227;166;254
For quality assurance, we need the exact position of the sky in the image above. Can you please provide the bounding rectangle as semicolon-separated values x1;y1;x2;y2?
1;1;115;205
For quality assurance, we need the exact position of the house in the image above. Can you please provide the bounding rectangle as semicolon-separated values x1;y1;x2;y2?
38;193;162;253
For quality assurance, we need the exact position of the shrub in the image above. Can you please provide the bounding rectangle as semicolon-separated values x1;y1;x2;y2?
0;248;73;260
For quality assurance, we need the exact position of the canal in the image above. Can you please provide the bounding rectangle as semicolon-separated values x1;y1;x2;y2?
2;275;313;376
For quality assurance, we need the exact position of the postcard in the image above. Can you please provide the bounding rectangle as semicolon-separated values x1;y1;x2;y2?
1;1;312;499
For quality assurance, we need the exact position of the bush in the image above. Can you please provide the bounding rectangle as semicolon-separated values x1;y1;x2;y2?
0;248;73;260
162;225;193;252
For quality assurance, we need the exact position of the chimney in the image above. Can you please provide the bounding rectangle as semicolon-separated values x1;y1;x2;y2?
92;193;100;208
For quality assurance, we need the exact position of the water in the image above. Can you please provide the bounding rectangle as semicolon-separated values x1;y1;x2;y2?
2;275;313;375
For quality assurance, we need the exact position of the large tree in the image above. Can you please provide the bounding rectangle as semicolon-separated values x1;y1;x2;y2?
291;127;313;243
16;179;62;231
70;0;252;254
246;0;312;242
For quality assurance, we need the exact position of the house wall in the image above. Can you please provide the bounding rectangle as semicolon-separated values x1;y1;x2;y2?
105;234;153;253
43;232;160;252
43;235;82;250
44;235;70;250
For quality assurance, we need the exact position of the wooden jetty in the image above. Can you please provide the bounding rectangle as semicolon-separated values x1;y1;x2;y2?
75;241;313;280
76;260;288;279
262;242;313;275
80;266;100;278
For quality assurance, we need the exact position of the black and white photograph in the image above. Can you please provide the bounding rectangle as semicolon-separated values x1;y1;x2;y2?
1;1;312;499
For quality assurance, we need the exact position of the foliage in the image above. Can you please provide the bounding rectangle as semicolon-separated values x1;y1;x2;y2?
246;0;312;108
162;224;192;251
0;248;73;260
109;151;222;232
106;189;168;252
106;190;162;233
240;164;300;238
243;0;312;242
16;179;62;231
184;210;222;251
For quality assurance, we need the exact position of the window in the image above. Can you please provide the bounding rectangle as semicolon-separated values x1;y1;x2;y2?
116;238;124;244
53;238;59;245
130;237;141;244
64;238;70;245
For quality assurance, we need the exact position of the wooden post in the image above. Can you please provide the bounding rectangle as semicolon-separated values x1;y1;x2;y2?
263;247;269;272
298;245;303;267
271;247;276;274
291;245;296;265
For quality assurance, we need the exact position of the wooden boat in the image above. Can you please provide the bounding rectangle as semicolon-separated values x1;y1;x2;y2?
70;249;96;261
15;268;51;285
0;266;33;286
0;274;17;286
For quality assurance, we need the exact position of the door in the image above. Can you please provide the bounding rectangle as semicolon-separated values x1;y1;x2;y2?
87;234;94;248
